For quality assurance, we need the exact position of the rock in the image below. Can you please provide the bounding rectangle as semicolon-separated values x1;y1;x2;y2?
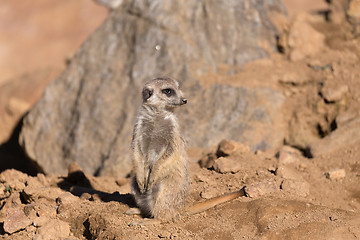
286;110;320;150
216;139;250;157
34;219;70;239
3;208;32;234
287;13;326;61
198;153;217;169
0;184;11;199
280;179;310;197
0;193;22;222
325;169;346;180
245;180;278;198
56;192;80;206
321;81;349;102
278;145;301;165
336;109;358;128
213;157;241;174
200;188;221;199
22;185;65;203
36;173;49;186
0;169;29;190
311;117;360;157
193;174;208;183
19;0;287;177
276;165;303;180
348;0;360;20
33;216;50;228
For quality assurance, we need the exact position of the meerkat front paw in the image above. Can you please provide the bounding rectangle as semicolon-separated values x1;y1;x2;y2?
124;208;141;215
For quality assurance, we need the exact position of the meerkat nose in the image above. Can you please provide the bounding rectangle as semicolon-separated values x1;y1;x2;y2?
181;98;187;104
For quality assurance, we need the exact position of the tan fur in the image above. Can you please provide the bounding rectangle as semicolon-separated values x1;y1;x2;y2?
126;77;246;226
129;77;189;224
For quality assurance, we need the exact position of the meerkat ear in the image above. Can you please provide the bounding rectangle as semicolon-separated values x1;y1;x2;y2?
142;87;153;102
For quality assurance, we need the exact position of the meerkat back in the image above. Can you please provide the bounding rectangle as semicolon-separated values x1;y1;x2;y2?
129;77;189;223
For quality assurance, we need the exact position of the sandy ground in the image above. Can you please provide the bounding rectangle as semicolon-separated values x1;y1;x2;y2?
0;0;360;239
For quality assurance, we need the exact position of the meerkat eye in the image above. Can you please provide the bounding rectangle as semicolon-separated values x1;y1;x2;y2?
162;88;175;97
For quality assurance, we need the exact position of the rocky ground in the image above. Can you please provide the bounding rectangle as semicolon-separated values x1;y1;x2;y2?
1;0;360;239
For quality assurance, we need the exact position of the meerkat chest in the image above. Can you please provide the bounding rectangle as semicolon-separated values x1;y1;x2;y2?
137;114;176;156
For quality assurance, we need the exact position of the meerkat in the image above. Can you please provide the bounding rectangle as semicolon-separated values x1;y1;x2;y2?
125;77;246;225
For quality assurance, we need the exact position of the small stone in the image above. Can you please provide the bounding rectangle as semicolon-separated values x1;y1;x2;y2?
3;208;32;234
325;169;346;180
36;173;49;186
198;152;217;169
34;219;70;239
321;82;348;102
56;192;79;205
0;184;10;199
280;179;310;197
200;188;219;199
348;0;360;19
288;13;325;61
115;178;129;186
278;72;308;85
276;166;303;180
80;192;92;201
336;110;358;128
278;146;301;165
23;204;37;220
193;174;208;183
245;180;278;198
0;169;28;191
33;216;49;227
310;117;360;157
217;140;250;157
213;157;241;174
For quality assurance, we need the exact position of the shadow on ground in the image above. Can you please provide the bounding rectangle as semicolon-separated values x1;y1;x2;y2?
0;116;41;176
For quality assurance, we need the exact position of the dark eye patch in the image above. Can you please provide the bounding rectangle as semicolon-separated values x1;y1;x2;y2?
162;88;175;97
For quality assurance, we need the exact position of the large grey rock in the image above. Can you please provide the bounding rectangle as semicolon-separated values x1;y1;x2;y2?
19;0;287;177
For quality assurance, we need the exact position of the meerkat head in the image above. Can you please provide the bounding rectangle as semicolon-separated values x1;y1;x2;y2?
142;77;187;111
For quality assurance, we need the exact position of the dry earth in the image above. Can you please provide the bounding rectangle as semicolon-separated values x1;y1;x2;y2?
1;0;360;239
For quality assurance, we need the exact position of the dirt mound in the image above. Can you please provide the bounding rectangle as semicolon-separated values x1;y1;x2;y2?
0;137;360;239
1;0;360;239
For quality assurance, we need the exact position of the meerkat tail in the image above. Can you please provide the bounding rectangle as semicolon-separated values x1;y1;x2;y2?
185;187;247;216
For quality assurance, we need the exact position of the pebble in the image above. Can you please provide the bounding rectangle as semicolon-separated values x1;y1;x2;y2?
276;166;303;181
200;188;220;199
34;219;70;239
347;0;360;19
213;157;241;174
198;153;217;169
245;180;278;198
321;82;348;102
3;208;32;234
280;179;310;197
216;139;250;157
288;13;325;61
56;192;79;205
278;146;300;165
325;169;346;180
